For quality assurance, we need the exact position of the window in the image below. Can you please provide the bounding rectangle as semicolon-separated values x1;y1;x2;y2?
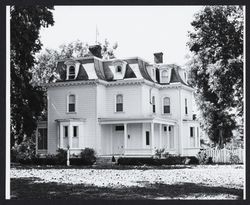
152;96;156;113
116;65;122;72
68;95;76;112
64;126;68;138
38;128;47;150
169;126;171;132
161;70;168;83
146;131;150;146
184;72;187;82
68;66;76;80
185;98;188;114
190;127;194;137
163;97;170;114
164;126;167;132
115;125;124;131
152;69;155;79
73;126;78;137
190;127;195;147
116;94;123;112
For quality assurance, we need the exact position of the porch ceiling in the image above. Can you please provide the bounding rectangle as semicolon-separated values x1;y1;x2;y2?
98;116;176;125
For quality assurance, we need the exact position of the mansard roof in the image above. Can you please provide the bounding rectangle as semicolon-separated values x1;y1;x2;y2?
54;56;190;86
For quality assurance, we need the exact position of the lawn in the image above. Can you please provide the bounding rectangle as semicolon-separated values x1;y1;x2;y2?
10;165;244;200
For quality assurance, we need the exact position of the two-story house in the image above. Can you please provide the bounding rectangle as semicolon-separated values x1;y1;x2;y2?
36;48;200;157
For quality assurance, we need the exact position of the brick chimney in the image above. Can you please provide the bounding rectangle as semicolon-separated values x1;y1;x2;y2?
89;45;102;58
153;52;163;64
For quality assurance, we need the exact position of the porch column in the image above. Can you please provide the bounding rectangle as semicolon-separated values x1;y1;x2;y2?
59;124;63;148
159;124;162;149
68;124;73;149
167;125;170;149
124;123;128;153
151;122;155;155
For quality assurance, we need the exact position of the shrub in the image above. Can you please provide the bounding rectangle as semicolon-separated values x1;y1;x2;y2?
117;156;187;166
56;148;67;165
197;151;213;164
80;148;96;165
155;148;165;159
229;153;240;164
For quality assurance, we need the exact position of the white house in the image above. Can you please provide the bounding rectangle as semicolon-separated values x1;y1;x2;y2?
36;50;201;157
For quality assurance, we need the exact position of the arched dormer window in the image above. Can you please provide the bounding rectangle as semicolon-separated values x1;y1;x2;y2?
116;65;122;73
161;70;168;83
152;96;156;113
116;94;123;112
163;97;170;114
68;66;76;80
68;94;76;112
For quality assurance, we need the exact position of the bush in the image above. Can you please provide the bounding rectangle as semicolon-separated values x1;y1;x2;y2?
11;135;36;163
80;148;96;165
117;156;187;166
155;148;165;159
229;153;240;164
197;151;213;164
56;148;67;165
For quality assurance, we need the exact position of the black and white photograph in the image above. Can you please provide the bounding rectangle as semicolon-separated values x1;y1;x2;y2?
5;4;246;200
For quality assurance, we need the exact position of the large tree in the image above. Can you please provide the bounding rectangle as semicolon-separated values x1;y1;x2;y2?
11;6;54;147
187;6;243;146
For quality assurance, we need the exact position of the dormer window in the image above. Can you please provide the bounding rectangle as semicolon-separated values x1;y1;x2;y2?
116;65;122;73
68;66;76;80
161;70;168;83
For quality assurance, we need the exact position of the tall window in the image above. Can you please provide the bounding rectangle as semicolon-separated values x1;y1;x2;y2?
38;128;47;150
190;127;195;147
68;95;76;112
64;126;68;138
163;97;170;114
68;66;76;80
73;126;78;137
116;94;123;112
185;98;188;114
146;131;150;146
162;70;168;83
152;96;156;113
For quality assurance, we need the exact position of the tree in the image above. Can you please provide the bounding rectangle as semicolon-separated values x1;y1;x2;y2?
187;6;243;146
31;39;118;86
11;6;54;147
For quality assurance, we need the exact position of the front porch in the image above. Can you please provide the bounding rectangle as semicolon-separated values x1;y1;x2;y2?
99;117;179;157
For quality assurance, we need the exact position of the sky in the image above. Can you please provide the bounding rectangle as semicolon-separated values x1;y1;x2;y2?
39;6;202;66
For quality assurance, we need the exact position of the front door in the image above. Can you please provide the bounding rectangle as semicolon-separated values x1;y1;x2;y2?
113;126;124;155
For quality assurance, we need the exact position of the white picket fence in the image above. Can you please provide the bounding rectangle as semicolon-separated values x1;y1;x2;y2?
202;147;244;164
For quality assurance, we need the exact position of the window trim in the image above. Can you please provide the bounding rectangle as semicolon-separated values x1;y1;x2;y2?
67;94;77;113
64;126;68;138
152;96;156;113
161;70;169;83
185;98;188;115
162;96;171;114
68;65;76;80
115;94;124;112
37;128;48;150
146;131;150;146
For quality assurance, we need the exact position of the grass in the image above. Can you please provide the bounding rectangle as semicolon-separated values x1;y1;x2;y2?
11;177;243;200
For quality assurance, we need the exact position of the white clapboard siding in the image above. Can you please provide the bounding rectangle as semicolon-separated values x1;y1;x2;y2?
202;147;244;164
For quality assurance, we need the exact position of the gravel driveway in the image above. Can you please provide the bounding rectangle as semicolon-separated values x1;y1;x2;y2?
10;165;244;199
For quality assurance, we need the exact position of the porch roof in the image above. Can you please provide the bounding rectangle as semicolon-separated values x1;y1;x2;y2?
98;116;177;125
55;118;86;122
